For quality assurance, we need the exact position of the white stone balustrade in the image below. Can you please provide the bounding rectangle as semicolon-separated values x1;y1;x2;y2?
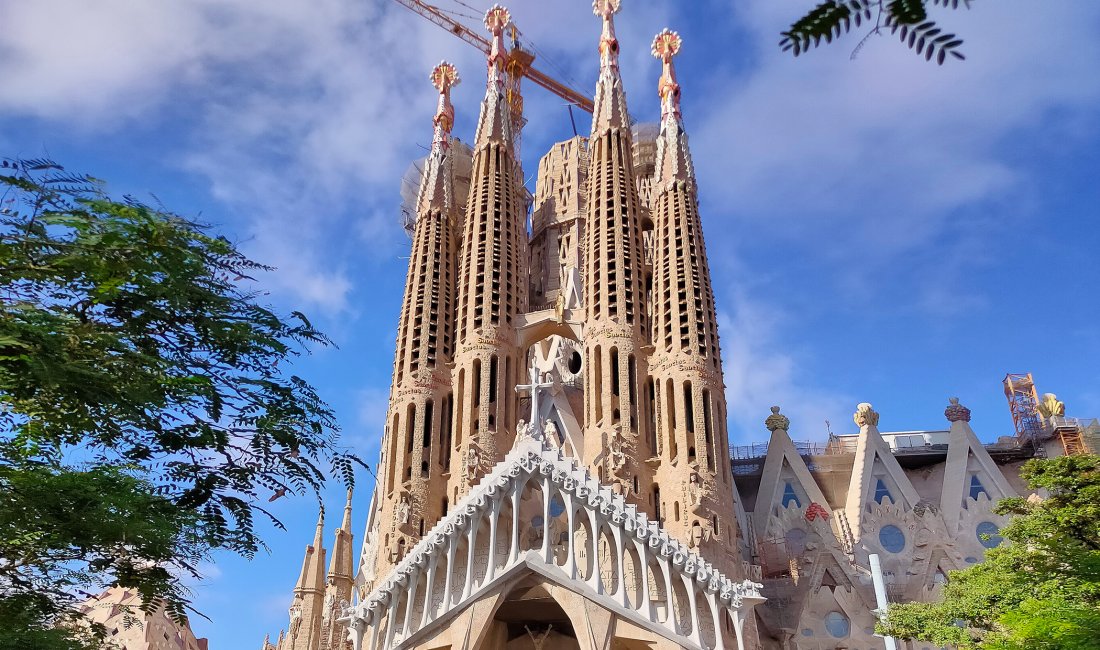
341;438;764;650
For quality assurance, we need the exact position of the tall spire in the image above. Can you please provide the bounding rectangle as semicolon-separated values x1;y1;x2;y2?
416;61;460;215
591;0;629;133
473;5;514;150
294;508;326;594
651;29;695;190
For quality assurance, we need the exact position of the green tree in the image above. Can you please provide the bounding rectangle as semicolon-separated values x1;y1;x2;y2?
879;454;1100;649
781;0;970;65
0;158;363;645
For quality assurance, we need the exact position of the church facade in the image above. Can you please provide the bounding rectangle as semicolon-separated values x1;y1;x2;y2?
259;2;1096;650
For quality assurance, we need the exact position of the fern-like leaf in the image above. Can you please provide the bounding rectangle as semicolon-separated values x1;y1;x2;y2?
889;17;965;63
780;0;873;56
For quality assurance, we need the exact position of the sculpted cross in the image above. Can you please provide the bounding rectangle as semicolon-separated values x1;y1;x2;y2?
516;366;553;438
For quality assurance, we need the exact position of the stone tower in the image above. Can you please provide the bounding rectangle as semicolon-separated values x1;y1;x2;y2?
265;493;358;650
343;4;765;649
373;61;462;581
646;29;740;569
582;0;655;504
450;5;528;498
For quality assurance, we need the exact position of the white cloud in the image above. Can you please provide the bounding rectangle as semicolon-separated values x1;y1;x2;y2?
719;295;850;444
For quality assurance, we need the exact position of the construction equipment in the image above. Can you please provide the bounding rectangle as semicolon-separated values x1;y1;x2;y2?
393;0;594;153
1004;372;1092;456
1003;373;1043;448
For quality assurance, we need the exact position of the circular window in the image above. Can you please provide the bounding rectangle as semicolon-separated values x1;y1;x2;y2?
568;351;582;374
879;525;906;553
965;556;978;564
976;521;1003;549
801;629;814;637
824;611;850;638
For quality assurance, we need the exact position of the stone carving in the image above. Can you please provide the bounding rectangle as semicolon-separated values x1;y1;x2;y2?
608;430;627;474
396;494;411;525
463;443;481;485
805;502;829;522
543;419;560;448
944;397;972;423
685;470;702;510
1037;393;1065;418
854;402;880;427
764;405;790;432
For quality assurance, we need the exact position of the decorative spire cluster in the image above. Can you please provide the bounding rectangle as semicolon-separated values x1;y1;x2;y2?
429;61;459;150
473;5;515;150
590;0;628;133
651;27;696;189
652;28;682;120
417;61;460;215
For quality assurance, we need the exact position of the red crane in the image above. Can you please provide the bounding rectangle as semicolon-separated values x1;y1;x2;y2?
392;0;594;148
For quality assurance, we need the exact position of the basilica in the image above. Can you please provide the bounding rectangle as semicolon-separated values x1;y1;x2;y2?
258;2;1092;649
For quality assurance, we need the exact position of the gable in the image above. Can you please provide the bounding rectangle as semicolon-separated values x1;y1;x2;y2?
347;438;765;650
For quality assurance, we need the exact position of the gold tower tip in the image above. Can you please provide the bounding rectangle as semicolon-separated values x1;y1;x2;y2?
651;29;682;60
484;4;511;33
593;0;622;18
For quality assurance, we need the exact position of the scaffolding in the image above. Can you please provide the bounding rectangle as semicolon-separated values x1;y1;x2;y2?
1003;373;1043;447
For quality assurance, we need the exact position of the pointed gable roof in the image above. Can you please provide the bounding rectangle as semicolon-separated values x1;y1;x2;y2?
590;0;630;135
472;5;514;152
752;407;831;537
939;398;1017;533
844;404;921;537
348;437;764;650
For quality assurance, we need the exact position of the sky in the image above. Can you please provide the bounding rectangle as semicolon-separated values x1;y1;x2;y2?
2;0;1099;646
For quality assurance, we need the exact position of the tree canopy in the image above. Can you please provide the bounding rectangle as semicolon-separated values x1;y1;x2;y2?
0;158;362;645
880;454;1100;649
781;0;971;64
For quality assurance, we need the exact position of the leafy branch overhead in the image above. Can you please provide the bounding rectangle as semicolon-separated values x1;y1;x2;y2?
780;0;969;64
0;157;366;640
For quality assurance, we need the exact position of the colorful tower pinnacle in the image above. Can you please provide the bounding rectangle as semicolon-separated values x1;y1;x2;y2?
647;29;740;570
582;0;655;506
374;61;462;579
451;3;528;501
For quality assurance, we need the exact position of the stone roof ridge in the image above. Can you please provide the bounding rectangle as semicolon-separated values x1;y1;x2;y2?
354;438;762;619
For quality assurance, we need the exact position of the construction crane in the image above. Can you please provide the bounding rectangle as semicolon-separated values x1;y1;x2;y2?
1003;372;1089;456
392;0;594;150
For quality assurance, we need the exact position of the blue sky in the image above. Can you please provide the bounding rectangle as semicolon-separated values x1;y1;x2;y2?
2;0;1098;646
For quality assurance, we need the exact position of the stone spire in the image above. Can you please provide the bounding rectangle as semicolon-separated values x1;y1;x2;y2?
320;491;355;650
590;0;629;133
646;27;739;573
582;0;653;506
472;5;514;151
374;62;463;581
450;2;528;503
651;29;695;190
416;61;460;215
286;509;326;650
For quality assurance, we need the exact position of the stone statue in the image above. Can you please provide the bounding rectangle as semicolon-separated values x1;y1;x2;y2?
1037;393;1065;419
608;431;626;473
944;397;971;423
554;291;565;323
396;494;411;525
686;470;702;509
764;405;790;432
517;418;529;438
463;444;481;485
853;402;880;427
543;418;560;448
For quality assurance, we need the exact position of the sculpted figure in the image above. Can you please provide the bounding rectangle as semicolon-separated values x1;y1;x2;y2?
686;470;702;508
608;433;626;473
463;444;481;485
853;402;880;427
543;418;561;448
396;494;411;525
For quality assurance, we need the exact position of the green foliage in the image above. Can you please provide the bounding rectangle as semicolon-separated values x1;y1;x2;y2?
0;593;107;650
780;0;967;64
879;454;1100;648
0;157;365;644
